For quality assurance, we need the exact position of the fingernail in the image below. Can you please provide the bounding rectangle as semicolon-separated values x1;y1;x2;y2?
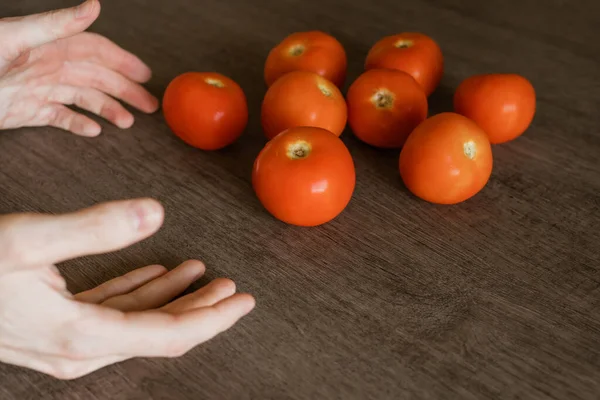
131;199;164;232
76;0;95;19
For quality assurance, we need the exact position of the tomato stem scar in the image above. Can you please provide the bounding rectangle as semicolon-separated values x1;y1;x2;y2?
287;140;312;160
371;89;395;109
205;78;225;88
394;39;414;49
318;82;333;97
288;44;305;57
463;140;477;159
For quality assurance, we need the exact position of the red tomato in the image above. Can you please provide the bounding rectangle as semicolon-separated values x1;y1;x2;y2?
264;31;347;88
347;69;428;148
162;72;248;150
399;112;493;204
261;71;347;140
252;126;356;226
453;73;536;144
365;32;443;96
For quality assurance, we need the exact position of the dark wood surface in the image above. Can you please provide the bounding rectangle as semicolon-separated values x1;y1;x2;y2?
1;0;599;399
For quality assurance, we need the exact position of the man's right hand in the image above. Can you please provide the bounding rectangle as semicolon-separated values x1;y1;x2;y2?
0;198;255;380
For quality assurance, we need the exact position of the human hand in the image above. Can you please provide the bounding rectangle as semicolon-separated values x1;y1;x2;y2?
0;0;158;136
0;198;255;380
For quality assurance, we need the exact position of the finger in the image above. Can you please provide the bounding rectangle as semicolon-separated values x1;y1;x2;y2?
39;104;102;137
161;278;237;313
101;260;206;312
47;85;135;129
2;0;100;58
0;198;164;269
76;293;255;358
65;32;153;83
62;62;159;113
74;265;168;304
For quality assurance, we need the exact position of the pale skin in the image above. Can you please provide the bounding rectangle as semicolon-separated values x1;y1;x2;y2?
0;0;255;380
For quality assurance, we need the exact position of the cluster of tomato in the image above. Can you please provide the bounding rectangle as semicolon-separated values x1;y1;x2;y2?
162;31;536;227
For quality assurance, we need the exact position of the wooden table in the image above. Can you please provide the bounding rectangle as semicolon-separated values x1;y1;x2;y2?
1;0;599;399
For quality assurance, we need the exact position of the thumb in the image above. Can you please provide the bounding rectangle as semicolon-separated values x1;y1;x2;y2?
4;0;100;56
0;198;164;270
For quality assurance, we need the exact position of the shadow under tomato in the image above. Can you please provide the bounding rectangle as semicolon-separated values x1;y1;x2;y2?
427;84;455;116
321;29;371;93
341;130;414;199
150;27;271;188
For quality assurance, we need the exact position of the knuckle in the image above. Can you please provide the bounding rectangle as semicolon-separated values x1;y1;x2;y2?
79;202;146;246
78;205;122;244
57;338;88;360
41;10;67;41
164;341;190;358
75;90;101;116
97;96;120;121
0;26;29;61
5;43;25;63
73;90;87;109
45;9;64;22
88;73;106;92
97;100;109;118
46;9;70;26
49;361;84;381
55;326;91;361
44;105;62;125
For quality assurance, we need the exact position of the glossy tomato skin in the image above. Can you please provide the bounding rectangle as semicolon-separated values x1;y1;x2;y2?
365;32;443;96
252;126;356;227
264;31;347;88
453;73;536;144
399;112;493;205
347;69;428;148
261;71;347;140
162;72;248;150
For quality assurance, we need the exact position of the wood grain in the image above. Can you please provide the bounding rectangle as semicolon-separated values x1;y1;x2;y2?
1;0;599;399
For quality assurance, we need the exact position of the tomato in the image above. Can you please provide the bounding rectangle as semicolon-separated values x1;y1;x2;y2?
347;69;428;148
162;72;248;150
453;73;536;144
252;126;355;226
365;32;443;96
399;113;493;204
264;31;347;88
261;71;347;140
